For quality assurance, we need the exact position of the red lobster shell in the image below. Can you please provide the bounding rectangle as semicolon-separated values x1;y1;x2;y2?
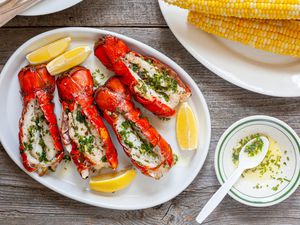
18;64;64;176
94;35;191;117
95;77;174;179
56;66;118;179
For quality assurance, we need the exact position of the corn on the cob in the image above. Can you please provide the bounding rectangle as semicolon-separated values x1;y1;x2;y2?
188;11;300;57
164;0;300;20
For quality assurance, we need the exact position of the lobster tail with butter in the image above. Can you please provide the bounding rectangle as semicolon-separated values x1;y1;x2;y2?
94;35;191;117
56;66;118;179
95;77;174;179
18;64;64;176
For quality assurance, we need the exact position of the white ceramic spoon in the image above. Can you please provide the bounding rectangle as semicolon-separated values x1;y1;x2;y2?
196;136;269;224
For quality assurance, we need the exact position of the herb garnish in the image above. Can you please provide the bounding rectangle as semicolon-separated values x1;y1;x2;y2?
101;155;107;162
130;60;178;102
244;136;263;157
173;154;179;165
79;136;94;154
38;150;48;163
119;120;157;159
23;142;33;151
63;155;71;163
76;110;86;124
132;63;139;72
92;68;105;88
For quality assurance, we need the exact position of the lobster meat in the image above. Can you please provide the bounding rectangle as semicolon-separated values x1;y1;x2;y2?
56;66;118;179
18;64;64;176
94;35;191;117
95;77;174;179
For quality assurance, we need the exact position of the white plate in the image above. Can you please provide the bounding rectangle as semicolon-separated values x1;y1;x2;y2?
21;0;82;16
0;27;211;210
215;115;300;207
159;1;300;97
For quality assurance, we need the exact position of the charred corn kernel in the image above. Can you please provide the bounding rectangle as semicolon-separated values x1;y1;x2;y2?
188;11;300;57
163;0;300;19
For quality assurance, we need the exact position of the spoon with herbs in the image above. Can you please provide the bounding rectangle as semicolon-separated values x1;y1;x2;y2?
196;136;269;224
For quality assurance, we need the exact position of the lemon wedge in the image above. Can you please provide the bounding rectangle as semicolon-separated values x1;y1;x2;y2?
46;46;91;75
26;37;71;65
89;168;136;193
176;102;198;150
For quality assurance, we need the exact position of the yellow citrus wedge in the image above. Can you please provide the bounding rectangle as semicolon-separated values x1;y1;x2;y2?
89;168;136;193
46;46;91;75
26;37;71;65
176;102;198;150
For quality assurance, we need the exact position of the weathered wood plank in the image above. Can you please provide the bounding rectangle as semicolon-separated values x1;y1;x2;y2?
4;0;166;27
1;26;300;225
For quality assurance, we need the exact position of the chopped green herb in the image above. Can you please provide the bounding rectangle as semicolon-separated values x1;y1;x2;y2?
232;134;284;179
28;125;36;138
132;63;139;72
146;59;153;65
244;137;263;157
38;150;48;163
39;138;46;151
23;142;33;151
159;117;171;121
131;61;179;102
272;184;280;191
163;162;169;168
101;155;107;162
138;69;148;79
160;92;170;102
92;69;105;88
253;183;262;189
76;110;86;124
277;177;283;183
63;155;71;163
136;82;148;95
173;154;179;165
124;139;134;148
141;142;152;153
78;136;94;154
65;107;70;114
121;120;134;129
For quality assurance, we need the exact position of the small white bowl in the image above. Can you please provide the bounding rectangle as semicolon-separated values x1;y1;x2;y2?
215;115;300;207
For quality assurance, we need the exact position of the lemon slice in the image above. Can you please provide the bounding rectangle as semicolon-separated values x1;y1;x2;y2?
176;102;198;150
46;46;91;75
26;37;71;65
89;168;136;193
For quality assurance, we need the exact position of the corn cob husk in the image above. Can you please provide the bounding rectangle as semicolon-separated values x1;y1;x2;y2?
188;11;300;57
164;0;300;20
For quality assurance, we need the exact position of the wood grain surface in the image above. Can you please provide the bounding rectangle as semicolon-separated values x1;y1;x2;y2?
1;0;300;224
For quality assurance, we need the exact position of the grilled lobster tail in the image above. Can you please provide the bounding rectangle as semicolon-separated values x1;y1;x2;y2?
56;66;118;179
95;77;174;179
18;64;64;176
94;35;191;117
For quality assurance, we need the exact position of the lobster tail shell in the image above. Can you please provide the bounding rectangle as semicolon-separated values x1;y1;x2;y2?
94;35;191;117
95;77;174;179
18;65;63;176
57;66;118;178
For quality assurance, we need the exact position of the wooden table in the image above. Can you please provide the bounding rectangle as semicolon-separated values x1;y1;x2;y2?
0;0;299;224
